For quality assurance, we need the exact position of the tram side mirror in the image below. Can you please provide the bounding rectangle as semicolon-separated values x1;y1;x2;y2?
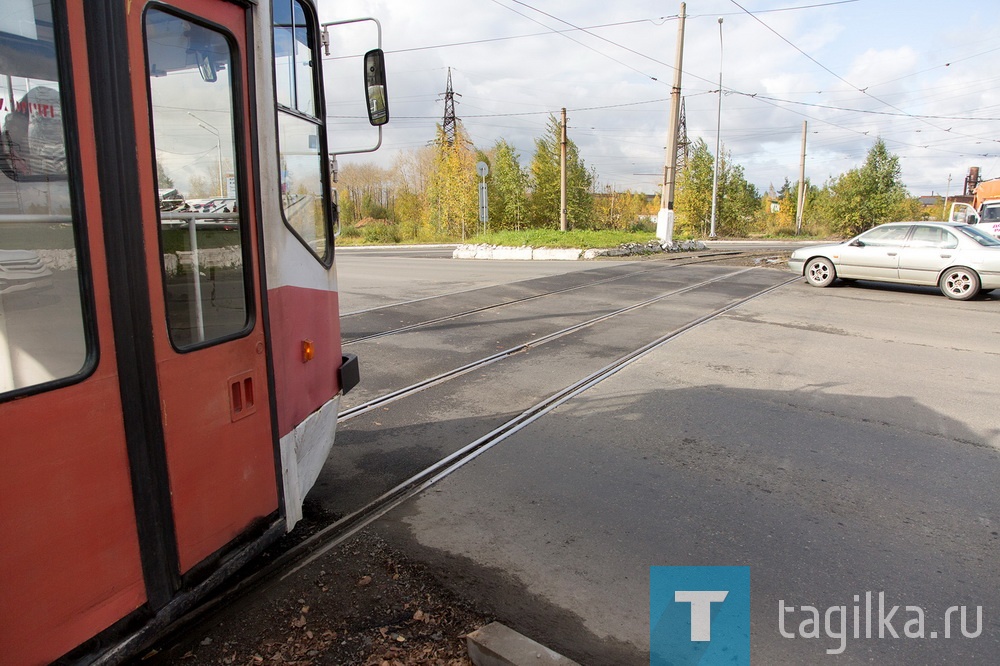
364;49;389;126
197;52;218;83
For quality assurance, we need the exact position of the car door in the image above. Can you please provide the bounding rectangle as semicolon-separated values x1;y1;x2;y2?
897;225;960;285
836;225;910;280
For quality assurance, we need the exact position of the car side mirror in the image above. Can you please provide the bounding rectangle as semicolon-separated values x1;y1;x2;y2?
364;49;389;126
849;239;865;247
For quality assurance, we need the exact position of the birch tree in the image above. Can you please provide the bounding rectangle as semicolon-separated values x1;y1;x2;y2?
488;139;528;230
425;124;478;238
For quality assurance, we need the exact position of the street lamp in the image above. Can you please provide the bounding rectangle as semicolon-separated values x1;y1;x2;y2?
709;17;723;239
188;111;225;197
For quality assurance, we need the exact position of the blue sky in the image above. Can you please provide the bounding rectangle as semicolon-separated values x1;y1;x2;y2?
321;0;1000;197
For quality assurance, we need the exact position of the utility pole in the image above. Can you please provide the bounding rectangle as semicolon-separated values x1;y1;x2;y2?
943;173;952;220
709;16;723;239
795;120;807;235
657;2;686;244
560;107;568;232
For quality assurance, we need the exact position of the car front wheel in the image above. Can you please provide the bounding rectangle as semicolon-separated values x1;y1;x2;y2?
804;257;836;288
939;266;980;300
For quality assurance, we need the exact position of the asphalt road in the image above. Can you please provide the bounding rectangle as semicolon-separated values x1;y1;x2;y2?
329;254;999;665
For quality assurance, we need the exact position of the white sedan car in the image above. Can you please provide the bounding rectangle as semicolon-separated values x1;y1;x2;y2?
788;222;1000;300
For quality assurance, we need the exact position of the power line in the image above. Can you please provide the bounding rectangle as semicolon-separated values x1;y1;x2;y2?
732;94;1000;122
727;0;996;146
487;0;674;84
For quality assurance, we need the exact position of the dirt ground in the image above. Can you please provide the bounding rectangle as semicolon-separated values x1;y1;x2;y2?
138;531;494;666
713;252;792;269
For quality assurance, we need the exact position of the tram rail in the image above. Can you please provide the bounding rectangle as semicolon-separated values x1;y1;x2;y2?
136;271;797;661
340;251;762;345
339;250;748;319
338;267;758;422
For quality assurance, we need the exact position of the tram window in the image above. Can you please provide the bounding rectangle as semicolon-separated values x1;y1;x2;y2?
277;114;327;255
0;1;89;397
145;10;251;349
273;0;330;263
273;0;316;116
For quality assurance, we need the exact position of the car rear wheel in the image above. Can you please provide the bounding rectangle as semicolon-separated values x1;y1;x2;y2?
939;266;980;300
804;257;836;288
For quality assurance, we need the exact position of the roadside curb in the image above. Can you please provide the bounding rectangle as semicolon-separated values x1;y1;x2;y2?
466;622;580;666
453;241;708;261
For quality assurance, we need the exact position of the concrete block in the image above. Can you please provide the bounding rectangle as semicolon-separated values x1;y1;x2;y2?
493;246;534;260
466;622;580;666
452;244;479;259
531;247;583;261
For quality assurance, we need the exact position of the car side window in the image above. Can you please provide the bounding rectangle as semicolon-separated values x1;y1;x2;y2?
908;226;958;249
858;226;910;247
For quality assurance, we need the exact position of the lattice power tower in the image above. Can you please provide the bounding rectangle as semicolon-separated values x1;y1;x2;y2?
441;67;459;146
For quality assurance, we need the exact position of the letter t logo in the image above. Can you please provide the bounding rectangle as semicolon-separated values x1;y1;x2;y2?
675;590;729;641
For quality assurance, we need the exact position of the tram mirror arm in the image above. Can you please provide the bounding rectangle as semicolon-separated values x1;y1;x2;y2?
321;19;387;158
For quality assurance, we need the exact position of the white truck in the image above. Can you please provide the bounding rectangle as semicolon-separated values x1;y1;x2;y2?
949;177;1000;238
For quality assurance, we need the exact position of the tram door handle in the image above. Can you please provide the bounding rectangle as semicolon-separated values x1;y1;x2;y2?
229;371;257;421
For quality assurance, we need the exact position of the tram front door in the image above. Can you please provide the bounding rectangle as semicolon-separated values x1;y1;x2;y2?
130;0;280;576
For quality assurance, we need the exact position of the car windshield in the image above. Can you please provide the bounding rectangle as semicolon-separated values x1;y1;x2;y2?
955;225;1000;247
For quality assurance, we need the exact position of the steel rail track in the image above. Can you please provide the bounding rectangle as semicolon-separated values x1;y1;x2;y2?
138;269;796;662
338;267;756;422
285;273;800;575
340;251;751;340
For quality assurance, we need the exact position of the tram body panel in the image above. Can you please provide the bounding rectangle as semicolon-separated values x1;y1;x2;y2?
1;0;377;659
0;3;147;662
1;381;147;665
254;0;347;529
269;284;343;527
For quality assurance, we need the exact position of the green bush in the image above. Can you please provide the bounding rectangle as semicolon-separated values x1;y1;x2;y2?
339;223;362;238
362;223;401;244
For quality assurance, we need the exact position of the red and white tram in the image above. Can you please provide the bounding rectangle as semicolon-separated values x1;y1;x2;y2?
0;1;386;663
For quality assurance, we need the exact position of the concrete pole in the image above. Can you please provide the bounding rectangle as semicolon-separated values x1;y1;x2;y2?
709;17;723;239
657;2;686;245
795;121;807;235
560;107;568;232
942;174;952;220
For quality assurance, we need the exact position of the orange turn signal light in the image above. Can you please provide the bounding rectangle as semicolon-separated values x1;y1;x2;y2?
302;339;315;362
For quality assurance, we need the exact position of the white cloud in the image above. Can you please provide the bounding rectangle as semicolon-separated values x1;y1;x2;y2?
319;0;1000;196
